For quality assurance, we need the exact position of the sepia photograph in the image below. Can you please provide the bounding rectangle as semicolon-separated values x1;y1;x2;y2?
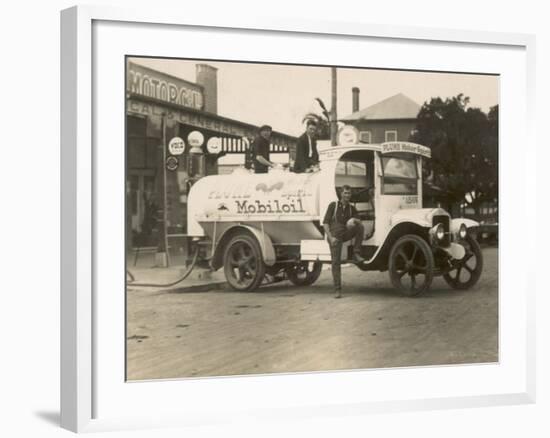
125;57;499;381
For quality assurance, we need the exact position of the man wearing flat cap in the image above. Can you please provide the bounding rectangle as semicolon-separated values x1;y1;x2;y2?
250;125;276;174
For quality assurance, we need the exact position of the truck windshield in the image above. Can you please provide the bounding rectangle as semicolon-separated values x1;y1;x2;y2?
381;155;417;195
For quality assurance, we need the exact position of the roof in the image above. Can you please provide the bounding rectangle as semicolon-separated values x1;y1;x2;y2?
340;93;421;121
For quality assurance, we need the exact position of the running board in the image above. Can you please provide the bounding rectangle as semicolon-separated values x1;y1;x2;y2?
300;239;378;263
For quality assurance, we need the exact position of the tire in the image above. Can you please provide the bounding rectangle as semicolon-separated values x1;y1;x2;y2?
285;261;323;286
443;235;483;290
223;233;266;291
388;234;434;297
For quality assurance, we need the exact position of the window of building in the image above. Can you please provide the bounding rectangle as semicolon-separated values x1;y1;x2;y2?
385;130;398;142
127;115;159;169
359;131;372;144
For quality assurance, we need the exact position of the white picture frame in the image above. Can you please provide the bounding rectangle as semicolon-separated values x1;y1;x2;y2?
60;5;536;433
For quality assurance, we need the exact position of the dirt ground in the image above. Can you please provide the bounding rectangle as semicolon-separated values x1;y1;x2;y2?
126;247;498;380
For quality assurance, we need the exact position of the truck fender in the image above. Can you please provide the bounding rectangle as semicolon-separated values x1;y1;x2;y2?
212;224;276;270
450;218;479;234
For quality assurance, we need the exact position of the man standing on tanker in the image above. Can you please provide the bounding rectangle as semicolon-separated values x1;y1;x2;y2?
323;185;366;298
250;124;276;174
293;119;319;173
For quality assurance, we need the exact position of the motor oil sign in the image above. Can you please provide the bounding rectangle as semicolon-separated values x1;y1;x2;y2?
206;173;318;217
168;137;185;155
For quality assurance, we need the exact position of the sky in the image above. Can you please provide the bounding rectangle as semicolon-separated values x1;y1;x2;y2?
132;57;499;137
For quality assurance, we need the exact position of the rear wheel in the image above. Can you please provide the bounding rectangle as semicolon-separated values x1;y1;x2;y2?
389;235;434;296
223;233;265;291
285;261;323;286
443;235;483;290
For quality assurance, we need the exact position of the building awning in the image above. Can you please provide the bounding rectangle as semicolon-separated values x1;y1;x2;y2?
127;93;297;152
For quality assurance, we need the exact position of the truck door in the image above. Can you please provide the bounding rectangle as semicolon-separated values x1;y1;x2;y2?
334;150;375;241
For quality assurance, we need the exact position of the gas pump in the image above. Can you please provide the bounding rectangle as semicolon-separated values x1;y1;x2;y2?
187;130;206;179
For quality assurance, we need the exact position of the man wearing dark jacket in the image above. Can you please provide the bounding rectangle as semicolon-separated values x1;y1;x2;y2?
250;125;276;173
323;185;365;298
293;120;319;173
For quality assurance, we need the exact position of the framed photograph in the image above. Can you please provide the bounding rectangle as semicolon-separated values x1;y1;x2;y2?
61;5;536;433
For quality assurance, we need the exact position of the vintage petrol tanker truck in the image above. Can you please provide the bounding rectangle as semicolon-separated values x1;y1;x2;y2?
187;141;482;296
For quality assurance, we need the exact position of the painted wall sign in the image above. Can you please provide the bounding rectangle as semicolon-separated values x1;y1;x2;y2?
168;137;185;155
128;100;245;134
127;99;297;150
127;62;204;110
381;142;431;158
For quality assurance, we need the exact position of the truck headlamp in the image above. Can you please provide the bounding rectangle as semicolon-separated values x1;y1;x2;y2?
435;223;445;240
459;224;467;239
429;223;445;243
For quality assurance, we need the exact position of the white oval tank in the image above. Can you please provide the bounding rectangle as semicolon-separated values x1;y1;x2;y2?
187;168;322;240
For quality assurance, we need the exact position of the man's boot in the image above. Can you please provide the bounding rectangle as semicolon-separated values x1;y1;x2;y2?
334;288;342;299
353;252;365;264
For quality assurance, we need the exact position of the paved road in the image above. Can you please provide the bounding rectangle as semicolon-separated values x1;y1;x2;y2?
126;247;498;380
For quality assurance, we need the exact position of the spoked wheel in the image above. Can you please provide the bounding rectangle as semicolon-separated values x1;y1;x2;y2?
285;261;323;286
443;235;483;290
389;235;434;296
223;234;265;291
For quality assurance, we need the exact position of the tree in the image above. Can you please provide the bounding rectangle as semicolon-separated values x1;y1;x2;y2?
302;98;331;140
410;94;498;214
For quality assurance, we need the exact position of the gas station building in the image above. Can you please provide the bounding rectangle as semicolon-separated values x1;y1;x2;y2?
126;59;297;253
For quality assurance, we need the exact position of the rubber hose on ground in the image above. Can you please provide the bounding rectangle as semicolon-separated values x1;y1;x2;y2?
126;247;200;288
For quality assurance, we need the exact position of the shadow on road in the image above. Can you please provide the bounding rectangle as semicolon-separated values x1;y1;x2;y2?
237;280;478;300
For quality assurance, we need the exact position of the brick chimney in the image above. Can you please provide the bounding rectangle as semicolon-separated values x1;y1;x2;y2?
352;87;360;113
195;64;218;114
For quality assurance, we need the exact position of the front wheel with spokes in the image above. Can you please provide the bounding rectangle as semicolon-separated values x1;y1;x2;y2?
388;235;434;296
443;235;483;290
223;233;265;291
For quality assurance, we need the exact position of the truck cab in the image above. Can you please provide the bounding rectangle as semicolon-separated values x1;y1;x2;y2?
327;146;422;241
302;142;430;261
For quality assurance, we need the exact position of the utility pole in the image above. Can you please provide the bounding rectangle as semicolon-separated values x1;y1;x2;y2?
330;67;338;146
156;114;170;267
